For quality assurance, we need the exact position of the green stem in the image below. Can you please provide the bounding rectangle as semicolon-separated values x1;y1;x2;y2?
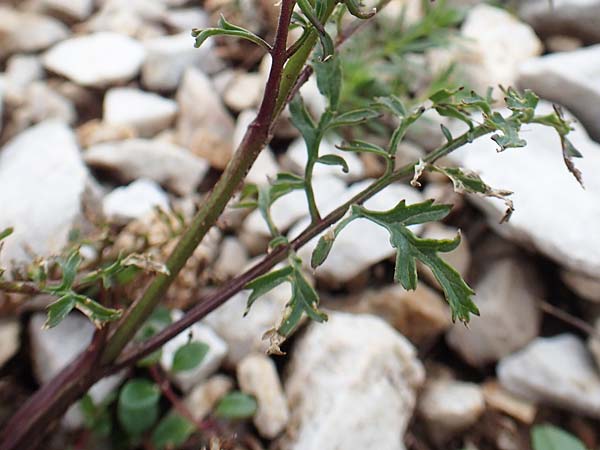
100;0;298;365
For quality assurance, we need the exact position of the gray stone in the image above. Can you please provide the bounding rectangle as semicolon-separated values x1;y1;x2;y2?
432;4;542;93
518;44;600;142
34;0;95;20
0;121;88;270
84;139;209;196
498;334;600;418
561;269;600;303
103;87;177;137
4;55;44;89
518;0;600;44
0;320;20;369
43;32;145;87
238;353;289;438
184;375;233;421
418;379;485;441
449;102;600;276
103;178;170;222
175;68;234;169
142;33;222;92
280;311;424;450
223;72;264;112
446;257;542;366
161;8;210;32
0;6;69;58
213;237;249;280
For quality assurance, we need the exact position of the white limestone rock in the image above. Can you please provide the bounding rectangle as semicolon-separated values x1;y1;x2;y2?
238;353;289;438
437;4;542;93
184;375;234;421
446;257;542;366
223;72;264;112
0;121;88;270
175;68;234;169
280;312;425;450
498;334;600;418
518;0;600;44
4;55;44;89
104;87;177;137
43;32;145;87
84;139;209;196
290;181;423;284
102;178;170;222
34;0;95;20
213;237;249;280
518;44;600;142
142;33;222;91
0;6;69;58
449;102;600;276
161;310;228;393
162;8;210;32
418;379;485;441
0;320;20;369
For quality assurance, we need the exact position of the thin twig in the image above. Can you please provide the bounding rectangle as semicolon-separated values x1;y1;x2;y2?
539;300;600;339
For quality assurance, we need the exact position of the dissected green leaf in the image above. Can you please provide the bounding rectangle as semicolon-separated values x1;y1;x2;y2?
215;391;258;420
344;0;376;19
375;95;407;117
289;94;318;152
311;230;336;269
316;154;349;173
328;108;381;128
75;295;123;328
350;200;478;322
54;249;83;292
191;15;272;51
487;112;526;150
152;412;195;450
336;140;389;158
433;166;514;222
314;54;342;110
245;266;294;313
297;0;334;60
172;342;209;373
44;294;77;329
531;425;588;450
118;379;160;436
0;227;13;241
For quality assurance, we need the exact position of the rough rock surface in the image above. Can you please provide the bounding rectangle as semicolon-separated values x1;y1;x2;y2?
0;320;20;369
450;102;600;276
103;87;178;137
102;178;170;222
142;33;222;91
0;6;69;58
184;375;234;421
0;121;88;270
280;312;425;450
238;353;289;438
498;334;600;418
518;0;600;44
518;44;600;141
418;379;485;441
175;68;234;169
43;32;145;87
84;139;209;195
446;257;542;366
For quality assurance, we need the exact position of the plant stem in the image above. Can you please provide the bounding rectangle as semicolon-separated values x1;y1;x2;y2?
112;123;494;369
100;0;297;365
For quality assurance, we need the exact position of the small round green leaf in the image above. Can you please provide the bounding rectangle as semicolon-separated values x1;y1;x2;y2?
214;391;257;420
171;342;209;373
151;412;195;450
532;425;588;450
117;379;160;436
